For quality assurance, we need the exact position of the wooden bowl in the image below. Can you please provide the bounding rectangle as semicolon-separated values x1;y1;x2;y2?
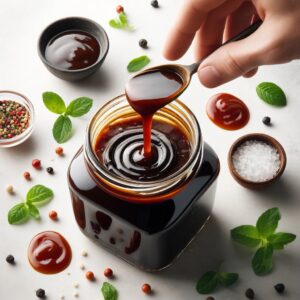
228;133;287;189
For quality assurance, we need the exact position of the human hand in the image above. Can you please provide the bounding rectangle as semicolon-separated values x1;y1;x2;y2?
163;0;300;88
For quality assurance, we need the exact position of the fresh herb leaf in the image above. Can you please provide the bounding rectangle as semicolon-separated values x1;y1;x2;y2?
252;244;274;275
231;225;261;247
218;272;239;287
26;185;53;205
256;82;287;107
52;115;72;144
196;271;219;294
268;232;296;250
43;92;66;114
65;97;93;117
256;207;280;238
28;203;40;219
109;12;133;30
101;282;118;300
127;56;150;72
8;203;29;224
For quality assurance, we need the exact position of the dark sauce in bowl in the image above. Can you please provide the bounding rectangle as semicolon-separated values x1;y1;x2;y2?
45;30;100;70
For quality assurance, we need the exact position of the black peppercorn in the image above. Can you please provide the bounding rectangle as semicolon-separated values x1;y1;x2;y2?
139;39;148;49
274;283;285;294
206;297;215;300
245;288;255;299
46;167;54;174
6;254;15;264
262;116;271;125
36;288;46;298
151;0;159;8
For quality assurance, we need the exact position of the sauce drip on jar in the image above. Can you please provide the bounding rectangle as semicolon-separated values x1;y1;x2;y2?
45;30;100;70
28;231;72;274
206;93;250;130
125;68;184;156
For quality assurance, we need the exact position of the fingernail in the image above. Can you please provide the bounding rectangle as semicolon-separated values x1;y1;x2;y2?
198;66;222;87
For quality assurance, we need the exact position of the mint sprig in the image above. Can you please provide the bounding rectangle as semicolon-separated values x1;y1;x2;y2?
256;82;287;106
8;185;53;225
196;270;238;294
231;207;296;275
42;92;93;143
101;282;118;300
109;12;133;30
127;56;150;73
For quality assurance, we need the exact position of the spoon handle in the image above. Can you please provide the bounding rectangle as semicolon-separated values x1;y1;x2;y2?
187;19;263;75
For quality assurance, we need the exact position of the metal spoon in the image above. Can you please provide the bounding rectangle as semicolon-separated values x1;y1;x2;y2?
126;20;262;111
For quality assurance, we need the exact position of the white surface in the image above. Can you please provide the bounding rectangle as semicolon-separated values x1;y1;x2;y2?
0;1;300;299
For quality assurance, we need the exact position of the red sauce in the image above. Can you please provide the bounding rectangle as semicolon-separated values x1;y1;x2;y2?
125;68;184;156
28;231;72;274
206;93;250;130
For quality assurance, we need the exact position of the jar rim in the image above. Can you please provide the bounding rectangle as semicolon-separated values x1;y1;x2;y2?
84;94;203;203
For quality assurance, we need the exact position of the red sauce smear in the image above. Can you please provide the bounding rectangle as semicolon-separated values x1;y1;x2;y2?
28;231;72;274
206;93;250;130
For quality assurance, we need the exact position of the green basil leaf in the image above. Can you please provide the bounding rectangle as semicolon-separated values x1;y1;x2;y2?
256;82;287;107
8;203;29;224
43;92;66;114
268;232;296;250
109;19;123;29
252;244;274;275
218;272;239;287
26;185;53;205
119;12;128;25
28;203;40;219
231;225;261;247
127;56;150;73
256;207;280;238
196;271;219;294
65;97;93;117
101;282;118;300
52;115;72;143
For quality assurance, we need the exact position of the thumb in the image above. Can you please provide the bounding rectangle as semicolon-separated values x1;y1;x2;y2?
198;27;266;88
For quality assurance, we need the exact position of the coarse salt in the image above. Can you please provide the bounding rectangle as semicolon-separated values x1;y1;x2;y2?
232;140;281;182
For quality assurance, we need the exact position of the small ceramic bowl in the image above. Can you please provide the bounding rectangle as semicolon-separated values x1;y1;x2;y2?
0;91;35;148
228;133;286;189
38;17;109;81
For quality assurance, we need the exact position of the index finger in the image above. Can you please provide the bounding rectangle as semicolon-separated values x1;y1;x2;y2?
164;0;227;60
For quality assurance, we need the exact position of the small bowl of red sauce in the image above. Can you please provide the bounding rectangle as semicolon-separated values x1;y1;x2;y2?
38;17;109;81
0;90;35;148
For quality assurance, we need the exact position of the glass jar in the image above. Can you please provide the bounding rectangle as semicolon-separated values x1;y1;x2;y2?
68;94;220;271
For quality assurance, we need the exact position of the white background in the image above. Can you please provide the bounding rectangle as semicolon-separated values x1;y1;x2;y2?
0;0;300;299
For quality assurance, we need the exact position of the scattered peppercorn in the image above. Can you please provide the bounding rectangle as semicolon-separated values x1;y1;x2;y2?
0;100;30;140
32;159;41;169
23;171;31;180
139;39;148;49
49;210;58;220
85;271;95;281
274;283;285;294
81;250;88;257
262;116;271;125
104;268;113;278
46;167;54;174
151;0;159;8
245;288;255;299
6;254;15;264
206;297;215;300
55;146;64;156
142;283;152;294
6;185;14;194
36;288;46;298
116;5;124;13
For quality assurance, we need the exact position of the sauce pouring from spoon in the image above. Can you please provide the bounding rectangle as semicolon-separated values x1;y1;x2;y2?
125;20;262;156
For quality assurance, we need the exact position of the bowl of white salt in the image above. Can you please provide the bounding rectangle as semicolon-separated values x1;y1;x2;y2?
228;133;286;189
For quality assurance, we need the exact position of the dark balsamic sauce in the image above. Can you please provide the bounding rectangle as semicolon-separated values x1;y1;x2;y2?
206;93;250;130
94;117;191;181
125;68;184;155
45;30;100;70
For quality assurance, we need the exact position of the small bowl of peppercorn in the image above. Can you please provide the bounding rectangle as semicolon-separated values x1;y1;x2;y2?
0;90;35;148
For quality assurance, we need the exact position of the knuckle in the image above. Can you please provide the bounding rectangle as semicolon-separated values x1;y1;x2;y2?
223;48;246;75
